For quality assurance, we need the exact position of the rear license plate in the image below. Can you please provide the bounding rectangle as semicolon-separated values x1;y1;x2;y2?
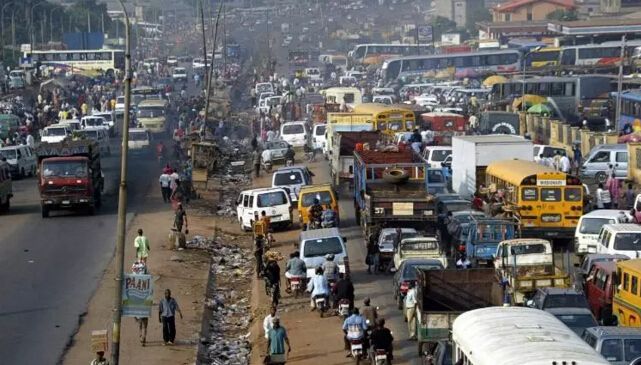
375;355;387;361
351;344;363;350
62;200;70;205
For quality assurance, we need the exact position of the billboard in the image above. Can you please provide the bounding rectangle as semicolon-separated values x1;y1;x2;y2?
417;25;433;43
122;273;153;317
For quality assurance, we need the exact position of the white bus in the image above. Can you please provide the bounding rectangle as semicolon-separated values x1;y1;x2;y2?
452;307;609;365
348;43;432;65
381;50;521;83
25;49;125;76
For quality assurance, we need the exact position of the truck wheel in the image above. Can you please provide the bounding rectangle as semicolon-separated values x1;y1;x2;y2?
41;206;49;218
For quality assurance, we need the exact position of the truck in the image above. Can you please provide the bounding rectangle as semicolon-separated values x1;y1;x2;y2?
415;268;502;356
464;216;518;266
494;238;571;305
330;131;381;189
353;150;447;239
323;114;374;159
36;140;104;218
451;135;532;199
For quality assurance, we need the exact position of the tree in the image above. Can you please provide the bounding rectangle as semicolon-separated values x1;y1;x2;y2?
546;9;578;21
466;7;491;34
431;16;457;41
66;0;112;33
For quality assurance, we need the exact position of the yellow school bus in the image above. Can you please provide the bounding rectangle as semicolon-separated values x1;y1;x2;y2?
614;259;641;327
485;159;582;239
351;103;415;135
528;47;561;68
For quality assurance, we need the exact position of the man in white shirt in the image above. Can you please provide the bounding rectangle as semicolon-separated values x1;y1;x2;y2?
266;129;276;142
560;153;571;173
159;172;171;203
263;306;279;339
404;282;418;340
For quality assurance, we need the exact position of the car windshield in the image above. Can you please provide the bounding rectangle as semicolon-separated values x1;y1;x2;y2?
579;218;616;234
301;191;332;207
129;132;148;141
82;130;99;139
0;149;16;159
42;161;87;177
282;124;304;135
544;295;589;309
274;171;303;185
303;237;343;258
613;233;641;251
554;314;597;330
138;107;164;118
510;243;546;255
431;150;451;162
45;128;67;136
257;191;288;207
85;119;103;127
402;263;443;280
382;231;418;243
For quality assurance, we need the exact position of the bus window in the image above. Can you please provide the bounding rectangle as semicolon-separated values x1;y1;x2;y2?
564;187;581;201
521;187;538;201
564;82;575;97
541;188;561;202
550;82;564;96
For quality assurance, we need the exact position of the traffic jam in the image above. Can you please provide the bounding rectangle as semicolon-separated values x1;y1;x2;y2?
4;0;641;365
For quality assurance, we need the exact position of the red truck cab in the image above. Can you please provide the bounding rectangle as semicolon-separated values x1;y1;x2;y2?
585;261;617;323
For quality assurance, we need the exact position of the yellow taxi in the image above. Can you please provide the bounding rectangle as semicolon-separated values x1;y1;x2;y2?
298;184;339;225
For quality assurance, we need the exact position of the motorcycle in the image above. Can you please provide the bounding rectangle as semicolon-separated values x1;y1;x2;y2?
338;298;350;319
370;349;390;365
307;218;322;231
314;295;328;318
349;338;365;364
321;211;337;228
289;276;304;298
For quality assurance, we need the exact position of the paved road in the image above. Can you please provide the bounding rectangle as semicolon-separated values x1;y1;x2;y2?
0;141;157;365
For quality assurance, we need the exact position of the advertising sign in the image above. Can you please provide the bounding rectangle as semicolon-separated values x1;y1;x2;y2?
122;273;153;317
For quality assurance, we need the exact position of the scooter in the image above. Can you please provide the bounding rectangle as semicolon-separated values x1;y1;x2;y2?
370;349;390;365
349;338;365;364
289;276;304;298
338;298;350;319
314;295;329;318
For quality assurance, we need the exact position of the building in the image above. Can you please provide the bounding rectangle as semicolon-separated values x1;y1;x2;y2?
434;0;486;27
477;21;554;42
492;0;576;22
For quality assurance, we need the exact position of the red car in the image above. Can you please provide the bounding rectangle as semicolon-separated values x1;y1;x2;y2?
585;261;617;323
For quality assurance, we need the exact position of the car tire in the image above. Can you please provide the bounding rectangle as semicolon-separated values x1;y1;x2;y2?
41;206;49;218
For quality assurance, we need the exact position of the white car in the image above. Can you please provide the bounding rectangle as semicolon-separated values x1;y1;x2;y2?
0;145;36;178
167;56;178;65
172;67;188;82
192;58;206;70
128;128;152;153
41;124;71;143
310;124;326;151
280;121;308;149
115;96;125;114
91;111;115;135
80;116;109;132
236;187;293;231
80;127;111;156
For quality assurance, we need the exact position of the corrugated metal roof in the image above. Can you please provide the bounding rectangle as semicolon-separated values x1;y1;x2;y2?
453;134;529;144
494;0;575;12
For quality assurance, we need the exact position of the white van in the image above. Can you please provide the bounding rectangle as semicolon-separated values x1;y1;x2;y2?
128;128;152;153
280;121;308;148
575;210;632;255
59;119;81;131
41;124;71;143
596;224;641;258
421;146;452;168
271;166;313;204
81;116;109;132
80;127;111;156
0;145;36;178
236;187;293;231
311;124;327;151
299;228;349;278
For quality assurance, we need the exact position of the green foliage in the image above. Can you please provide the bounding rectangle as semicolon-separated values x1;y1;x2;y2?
546;9;578;21
66;0;112;33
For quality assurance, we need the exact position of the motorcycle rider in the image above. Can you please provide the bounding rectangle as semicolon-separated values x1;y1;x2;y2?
308;198;324;229
321;205;338;228
361;297;378;327
370;318;394;362
342;307;368;358
334;272;355;310
285;251;306;291
322;254;339;284
306;267;329;311
284;145;295;165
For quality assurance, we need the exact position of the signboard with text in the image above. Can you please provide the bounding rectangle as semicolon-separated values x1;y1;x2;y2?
122;273;153;317
417;25;433;43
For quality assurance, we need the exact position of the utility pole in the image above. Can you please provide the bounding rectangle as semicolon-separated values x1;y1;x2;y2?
615;34;626;130
204;1;223;125
110;0;132;364
199;0;208;93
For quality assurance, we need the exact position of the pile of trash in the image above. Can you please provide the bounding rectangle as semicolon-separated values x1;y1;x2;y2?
214;173;251;217
191;235;253;365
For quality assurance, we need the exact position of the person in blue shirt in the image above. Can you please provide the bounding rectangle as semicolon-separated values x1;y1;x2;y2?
342;307;368;357
306;267;329;310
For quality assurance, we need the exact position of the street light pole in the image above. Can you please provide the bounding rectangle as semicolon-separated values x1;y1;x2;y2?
110;0;131;364
30;1;45;51
1;1;15;65
615;34;627;130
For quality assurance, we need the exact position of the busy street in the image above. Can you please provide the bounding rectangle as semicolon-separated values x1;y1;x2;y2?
4;0;641;365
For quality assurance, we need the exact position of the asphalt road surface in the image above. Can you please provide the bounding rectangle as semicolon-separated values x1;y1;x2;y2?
0;139;157;364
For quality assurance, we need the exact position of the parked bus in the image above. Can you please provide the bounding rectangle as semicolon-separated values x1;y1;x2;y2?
614;259;641;327
381;50;521;83
610;89;641;131
560;40;641;67
26;49;125;76
452;307;610;365
489;75;613;122
351;103;415;134
348;43;432;66
485;159;583;239
131;86;165;106
0;160;11;212
526;47;561;68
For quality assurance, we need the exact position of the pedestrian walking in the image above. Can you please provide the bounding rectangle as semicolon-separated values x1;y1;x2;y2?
136;316;149;346
606;172;621;209
572;144;582;175
626;183;636;210
159;171;171;203
159;289;183;345
170;179;186;209
90;351;109;365
174;203;188;233
405;282;418;340
253;148;261;178
263;306;279;339
134;229;150;264
596;183;612;209
266;317;291;365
